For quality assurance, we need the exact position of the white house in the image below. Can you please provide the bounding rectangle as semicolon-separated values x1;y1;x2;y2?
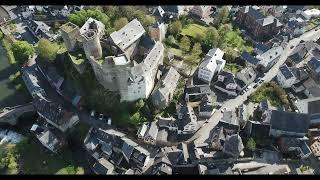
198;48;225;83
277;64;297;88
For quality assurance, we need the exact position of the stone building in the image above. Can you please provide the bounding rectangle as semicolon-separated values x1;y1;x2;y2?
60;18;165;102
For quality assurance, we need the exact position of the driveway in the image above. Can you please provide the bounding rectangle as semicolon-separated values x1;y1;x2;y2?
189;26;320;145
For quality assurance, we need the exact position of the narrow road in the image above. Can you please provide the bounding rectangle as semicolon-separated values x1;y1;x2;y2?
188;27;320;145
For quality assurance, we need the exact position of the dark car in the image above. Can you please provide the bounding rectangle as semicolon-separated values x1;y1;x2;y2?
253;84;258;88
290;45;294;49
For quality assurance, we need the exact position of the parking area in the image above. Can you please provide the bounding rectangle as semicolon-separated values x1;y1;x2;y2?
15;19;38;44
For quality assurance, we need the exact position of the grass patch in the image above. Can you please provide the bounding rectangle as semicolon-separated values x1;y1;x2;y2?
181;23;207;38
68;52;85;65
248;81;290;109
224;63;243;74
2;38;16;65
55;166;84;175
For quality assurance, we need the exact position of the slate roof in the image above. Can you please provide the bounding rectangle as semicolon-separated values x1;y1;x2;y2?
241;6;265;20
110;19;146;50
153;6;165;18
308;57;320;74
35;126;61;153
223;134;244;158
279;64;294;79
255;43;270;55
241;51;260;65
269;110;310;135
303;78;320;97
296;97;320;114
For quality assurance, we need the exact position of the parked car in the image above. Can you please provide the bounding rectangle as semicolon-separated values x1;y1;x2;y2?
253;84;258;88
90;110;95;117
107;118;112;125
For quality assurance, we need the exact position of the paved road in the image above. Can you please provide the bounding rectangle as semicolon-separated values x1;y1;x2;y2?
189;27;320;145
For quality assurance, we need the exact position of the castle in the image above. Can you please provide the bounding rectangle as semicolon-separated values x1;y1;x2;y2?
60;18;165;102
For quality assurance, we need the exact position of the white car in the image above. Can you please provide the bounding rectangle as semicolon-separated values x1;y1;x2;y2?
90;110;95;117
107;118;112;125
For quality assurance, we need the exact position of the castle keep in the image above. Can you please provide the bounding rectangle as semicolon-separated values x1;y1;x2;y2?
60;18;164;102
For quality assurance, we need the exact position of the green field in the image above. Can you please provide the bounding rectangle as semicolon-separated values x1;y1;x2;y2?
181;23;208;38
168;47;183;57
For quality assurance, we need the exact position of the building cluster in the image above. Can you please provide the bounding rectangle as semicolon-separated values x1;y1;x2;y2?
60;18;167;102
22;60;81;153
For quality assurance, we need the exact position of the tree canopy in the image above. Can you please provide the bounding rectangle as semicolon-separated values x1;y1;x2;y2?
191;42;202;57
217;6;230;24
11;41;35;66
36;38;60;62
113;17;129;31
246;138;256;152
179;36;191;53
168;20;182;36
204;27;219;48
67;9;111;31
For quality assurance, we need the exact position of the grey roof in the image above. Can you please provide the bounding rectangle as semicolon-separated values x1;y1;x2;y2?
290;67;309;82
220;111;239;126
153;67;180;103
296;97;320;114
236;66;257;85
241;6;265;20
147;121;159;140
279;64;294;79
110;19;146;50
270;110;310;135
303;78;320;97
241;51;260;65
255;43;270;55
143;41;164;72
206;48;224;60
260;99;271;112
161;5;184;14
223;134;244;158
36;128;61;153
308;57;320;74
22;65;45;95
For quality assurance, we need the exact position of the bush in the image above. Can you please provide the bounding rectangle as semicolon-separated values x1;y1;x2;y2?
2;39;16;65
246;138;256;152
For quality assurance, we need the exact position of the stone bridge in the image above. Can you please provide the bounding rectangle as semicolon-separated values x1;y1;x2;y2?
0;102;35;125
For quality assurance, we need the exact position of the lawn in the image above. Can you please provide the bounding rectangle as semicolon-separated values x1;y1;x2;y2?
168;47;183;58
180;23;208;38
224;63;243;74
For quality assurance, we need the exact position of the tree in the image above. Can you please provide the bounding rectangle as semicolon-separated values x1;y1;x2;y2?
217;6;230;24
11;40;35;66
191;43;202;57
135;99;145;111
184;54;200;76
165;35;176;47
168;20;182;36
114;17;129;31
179;36;191;53
140;15;155;28
130;112;147;127
224;47;239;63
0;30;3;40
246;138;256;152
205;27;220;48
218;24;232;38
36;38;60;62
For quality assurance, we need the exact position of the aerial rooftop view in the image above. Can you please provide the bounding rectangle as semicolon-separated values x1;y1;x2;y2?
0;4;320;175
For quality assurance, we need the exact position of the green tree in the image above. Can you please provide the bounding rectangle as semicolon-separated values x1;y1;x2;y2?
184;54;200;76
114;17;129;31
179;36;191;53
191;42;202;57
36;38;60;62
168;20;182;36
246;138;256;152
135;99;145;111
11;40;35;66
224;47;239;63
165;35;176;47
217;6;230;24
140;15;155;28
130;112;147;127
205;27;219;48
